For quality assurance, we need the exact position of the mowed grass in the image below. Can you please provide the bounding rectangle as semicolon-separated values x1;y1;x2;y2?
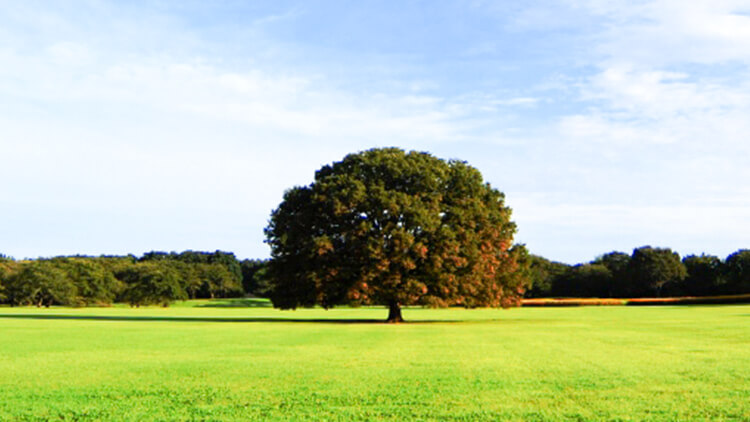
0;301;748;421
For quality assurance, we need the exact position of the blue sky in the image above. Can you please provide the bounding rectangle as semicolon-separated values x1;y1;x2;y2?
2;0;749;263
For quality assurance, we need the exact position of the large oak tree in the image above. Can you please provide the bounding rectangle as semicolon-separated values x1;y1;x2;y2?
265;148;529;322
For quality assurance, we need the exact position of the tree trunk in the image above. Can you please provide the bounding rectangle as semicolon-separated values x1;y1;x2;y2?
386;302;404;323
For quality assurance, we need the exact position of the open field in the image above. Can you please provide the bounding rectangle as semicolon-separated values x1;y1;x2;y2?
1;301;749;421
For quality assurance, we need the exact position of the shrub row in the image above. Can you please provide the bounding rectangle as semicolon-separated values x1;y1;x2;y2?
626;294;750;306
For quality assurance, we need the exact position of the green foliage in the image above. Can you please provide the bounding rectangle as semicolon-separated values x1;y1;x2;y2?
0;261;20;305
681;254;725;296
51;257;122;305
2;257;122;306
196;263;243;299
526;248;740;299
628;246;687;297
0;251;253;307
165;260;202;299
552;263;613;298
525;255;570;297
116;262;187;307
265;148;528;319
0;259;13;303
725;249;750;294
140;250;243;297
240;259;270;296
5;260;77;307
96;254;138;274
593;251;631;297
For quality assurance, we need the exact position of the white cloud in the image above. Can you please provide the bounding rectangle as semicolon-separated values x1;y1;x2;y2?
575;0;750;66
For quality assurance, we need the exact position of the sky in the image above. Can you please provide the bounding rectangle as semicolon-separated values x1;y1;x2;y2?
1;0;749;264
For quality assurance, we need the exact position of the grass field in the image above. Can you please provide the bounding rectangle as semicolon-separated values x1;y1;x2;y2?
1;300;748;421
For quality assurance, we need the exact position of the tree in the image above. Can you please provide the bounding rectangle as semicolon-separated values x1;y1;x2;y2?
551;264;613;298
116;262;187;307
682;254;725;296
525;255;569;298
240;259;271;297
165;260;201;299
593;251;631;297
724;249;750;294
196;263;243;298
53;257;121;305
628;246;687;297
140;250;243;298
5;260;77;307
0;257;14;303
265;148;528;322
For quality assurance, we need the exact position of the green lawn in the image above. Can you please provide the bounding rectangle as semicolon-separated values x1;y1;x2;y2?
0;301;748;421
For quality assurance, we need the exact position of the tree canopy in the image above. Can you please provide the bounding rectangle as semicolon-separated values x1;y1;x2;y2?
264;147;528;322
725;249;750;294
681;254;725;296
628;246;687;297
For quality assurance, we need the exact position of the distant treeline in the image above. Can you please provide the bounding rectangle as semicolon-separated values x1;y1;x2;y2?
0;251;269;307
2;246;749;307
526;246;750;298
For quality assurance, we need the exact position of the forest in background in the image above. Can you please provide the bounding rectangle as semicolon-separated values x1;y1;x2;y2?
0;251;268;307
1;246;749;307
526;247;750;299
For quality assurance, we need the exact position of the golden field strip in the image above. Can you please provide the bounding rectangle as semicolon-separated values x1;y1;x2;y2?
521;293;750;307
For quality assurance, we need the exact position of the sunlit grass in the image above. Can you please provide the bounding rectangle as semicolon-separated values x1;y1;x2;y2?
1;301;748;420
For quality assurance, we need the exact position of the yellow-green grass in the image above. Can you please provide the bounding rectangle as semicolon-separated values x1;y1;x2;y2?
1;301;748;421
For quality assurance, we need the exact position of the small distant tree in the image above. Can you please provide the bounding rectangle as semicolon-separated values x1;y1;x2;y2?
628;246;687;297
724;249;750;294
681;254;725;296
593;251;631;297
265;148;529;322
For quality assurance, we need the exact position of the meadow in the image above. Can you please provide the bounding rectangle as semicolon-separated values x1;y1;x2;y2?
0;300;748;421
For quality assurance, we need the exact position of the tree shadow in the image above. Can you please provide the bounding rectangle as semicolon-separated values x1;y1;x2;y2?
0;314;483;324
195;298;272;308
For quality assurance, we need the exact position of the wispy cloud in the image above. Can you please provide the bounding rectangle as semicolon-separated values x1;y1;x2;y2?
494;0;750;260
